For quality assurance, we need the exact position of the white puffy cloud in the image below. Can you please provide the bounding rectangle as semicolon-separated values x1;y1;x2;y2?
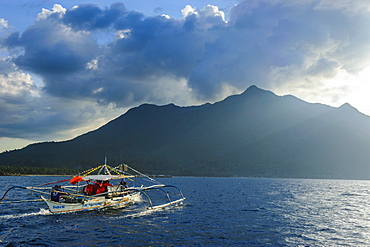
37;4;66;20
0;19;9;29
182;5;197;18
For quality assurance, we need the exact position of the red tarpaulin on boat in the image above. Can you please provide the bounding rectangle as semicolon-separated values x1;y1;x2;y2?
70;176;84;185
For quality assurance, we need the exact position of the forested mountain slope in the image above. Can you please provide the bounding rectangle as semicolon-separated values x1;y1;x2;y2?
2;85;370;179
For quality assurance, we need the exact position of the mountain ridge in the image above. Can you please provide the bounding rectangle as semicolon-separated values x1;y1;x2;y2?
1;85;370;179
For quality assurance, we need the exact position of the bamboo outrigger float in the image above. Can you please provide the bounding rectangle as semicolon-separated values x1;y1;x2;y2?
0;161;185;214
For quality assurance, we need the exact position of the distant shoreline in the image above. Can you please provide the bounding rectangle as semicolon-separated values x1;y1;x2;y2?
1;174;73;177
0;174;173;177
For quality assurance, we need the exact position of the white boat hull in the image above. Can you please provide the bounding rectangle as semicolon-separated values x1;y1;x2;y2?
41;192;140;214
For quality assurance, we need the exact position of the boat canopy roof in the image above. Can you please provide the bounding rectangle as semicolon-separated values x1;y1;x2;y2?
82;175;133;181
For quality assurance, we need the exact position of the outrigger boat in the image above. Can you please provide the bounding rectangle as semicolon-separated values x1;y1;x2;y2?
0;162;185;214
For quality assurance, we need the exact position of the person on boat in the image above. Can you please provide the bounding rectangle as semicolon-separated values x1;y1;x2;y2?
51;185;62;202
95;181;112;195
120;181;128;188
119;181;128;195
84;183;95;195
93;181;101;194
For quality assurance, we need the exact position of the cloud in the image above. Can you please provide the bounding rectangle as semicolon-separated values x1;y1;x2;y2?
0;19;9;29
0;58;121;141
5;20;99;75
62;2;126;30
223;1;370;104
2;2;234;106
1;0;370;144
37;4;66;21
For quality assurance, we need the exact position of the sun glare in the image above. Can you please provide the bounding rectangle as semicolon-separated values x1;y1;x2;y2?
345;66;370;116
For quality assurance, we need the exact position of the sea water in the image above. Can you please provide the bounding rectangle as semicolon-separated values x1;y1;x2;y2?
1;176;370;246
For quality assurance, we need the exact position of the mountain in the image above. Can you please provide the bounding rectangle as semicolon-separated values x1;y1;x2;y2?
1;85;370;179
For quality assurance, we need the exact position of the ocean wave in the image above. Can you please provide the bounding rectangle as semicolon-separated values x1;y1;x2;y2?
0;208;51;219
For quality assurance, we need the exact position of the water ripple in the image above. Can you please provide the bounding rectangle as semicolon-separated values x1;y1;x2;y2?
1;176;370;246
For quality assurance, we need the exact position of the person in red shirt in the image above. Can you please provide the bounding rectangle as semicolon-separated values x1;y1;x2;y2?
84;183;95;195
95;181;112;195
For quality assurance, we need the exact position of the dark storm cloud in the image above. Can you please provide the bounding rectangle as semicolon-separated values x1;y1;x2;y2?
1;2;231;105
62;2;127;30
4;19;99;75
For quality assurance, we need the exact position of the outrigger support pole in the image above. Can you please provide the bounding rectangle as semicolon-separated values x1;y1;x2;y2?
0;185;53;200
0;199;44;204
0;186;49;204
0;186;28;201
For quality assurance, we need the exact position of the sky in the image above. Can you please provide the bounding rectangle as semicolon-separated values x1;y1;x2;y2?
1;0;370;153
